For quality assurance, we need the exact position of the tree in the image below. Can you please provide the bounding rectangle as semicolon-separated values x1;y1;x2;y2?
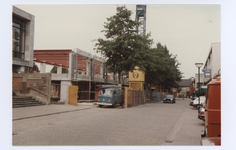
94;6;182;89
145;43;182;91
94;6;153;84
50;66;68;73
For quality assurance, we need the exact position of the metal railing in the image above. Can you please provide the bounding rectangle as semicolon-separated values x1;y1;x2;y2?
144;91;163;103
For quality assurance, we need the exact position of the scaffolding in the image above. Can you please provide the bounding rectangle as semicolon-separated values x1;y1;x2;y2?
136;5;147;36
34;49;129;103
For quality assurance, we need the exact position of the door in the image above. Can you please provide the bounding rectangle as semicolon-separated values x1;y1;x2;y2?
68;85;78;106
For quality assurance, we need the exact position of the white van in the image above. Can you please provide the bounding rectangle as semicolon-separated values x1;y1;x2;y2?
192;96;206;109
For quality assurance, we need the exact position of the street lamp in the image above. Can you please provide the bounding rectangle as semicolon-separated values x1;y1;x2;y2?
191;77;195;97
195;63;203;109
191;77;195;84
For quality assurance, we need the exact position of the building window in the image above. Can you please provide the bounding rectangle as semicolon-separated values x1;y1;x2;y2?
12;16;26;59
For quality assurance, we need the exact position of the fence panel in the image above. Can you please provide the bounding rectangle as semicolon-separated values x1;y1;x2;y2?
126;89;145;107
67;85;78;106
144;91;163;103
125;89;163;108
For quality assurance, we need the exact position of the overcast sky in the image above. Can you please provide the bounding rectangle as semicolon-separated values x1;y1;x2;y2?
12;4;221;79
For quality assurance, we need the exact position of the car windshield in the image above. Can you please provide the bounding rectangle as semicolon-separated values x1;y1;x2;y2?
98;89;112;96
165;95;174;99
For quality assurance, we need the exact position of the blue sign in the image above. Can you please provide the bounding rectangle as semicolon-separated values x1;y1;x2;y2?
202;69;211;72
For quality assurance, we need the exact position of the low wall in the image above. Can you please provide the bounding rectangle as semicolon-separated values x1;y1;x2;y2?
13;73;51;105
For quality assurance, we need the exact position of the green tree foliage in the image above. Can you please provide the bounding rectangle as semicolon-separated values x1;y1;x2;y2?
50;66;68;73
145;43;182;91
94;6;182;90
94;6;153;83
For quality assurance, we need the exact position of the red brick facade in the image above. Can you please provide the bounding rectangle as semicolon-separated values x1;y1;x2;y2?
12;77;23;91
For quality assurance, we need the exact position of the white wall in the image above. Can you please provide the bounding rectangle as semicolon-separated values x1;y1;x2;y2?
203;43;221;82
60;80;72;103
211;43;221;78
195;73;204;90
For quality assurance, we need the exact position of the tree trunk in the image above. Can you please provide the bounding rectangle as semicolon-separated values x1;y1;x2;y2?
149;83;153;101
118;72;121;84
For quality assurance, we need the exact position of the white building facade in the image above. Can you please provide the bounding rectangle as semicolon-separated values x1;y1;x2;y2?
195;73;204;91
202;43;221;84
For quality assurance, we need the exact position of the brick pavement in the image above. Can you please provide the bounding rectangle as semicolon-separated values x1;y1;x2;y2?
13;103;97;120
13;99;204;146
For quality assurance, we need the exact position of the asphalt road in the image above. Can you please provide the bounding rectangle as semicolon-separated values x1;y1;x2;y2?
13;98;204;146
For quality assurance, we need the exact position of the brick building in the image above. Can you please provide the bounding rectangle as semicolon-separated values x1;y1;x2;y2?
177;78;193;98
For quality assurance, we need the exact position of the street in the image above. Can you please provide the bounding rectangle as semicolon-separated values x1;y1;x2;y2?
13;98;204;146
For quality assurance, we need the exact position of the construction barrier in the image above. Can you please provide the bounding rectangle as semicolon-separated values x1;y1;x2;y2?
67;85;78;106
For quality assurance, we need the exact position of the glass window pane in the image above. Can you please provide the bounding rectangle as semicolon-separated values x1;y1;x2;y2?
13;22;20;28
12;16;25;60
20;29;25;53
12;27;20;52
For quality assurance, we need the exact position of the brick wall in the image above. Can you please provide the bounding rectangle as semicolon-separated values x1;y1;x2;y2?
13;73;51;104
12;77;23;91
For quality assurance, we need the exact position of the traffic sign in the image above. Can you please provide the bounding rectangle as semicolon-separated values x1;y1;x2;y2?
190;87;195;91
204;72;211;78
202;69;211;72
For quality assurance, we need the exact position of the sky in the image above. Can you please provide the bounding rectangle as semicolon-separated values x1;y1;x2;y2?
12;3;221;79
2;0;236;149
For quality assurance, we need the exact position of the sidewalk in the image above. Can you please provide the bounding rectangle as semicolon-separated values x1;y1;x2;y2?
13;103;97;121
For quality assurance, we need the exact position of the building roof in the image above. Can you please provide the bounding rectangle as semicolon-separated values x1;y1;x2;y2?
33;49;102;73
179;79;192;87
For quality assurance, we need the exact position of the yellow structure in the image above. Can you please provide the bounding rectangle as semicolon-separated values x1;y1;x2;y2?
129;66;145;91
128;66;145;83
67;85;78;106
124;66;145;108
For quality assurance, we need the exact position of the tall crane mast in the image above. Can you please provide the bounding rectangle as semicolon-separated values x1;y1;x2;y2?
135;5;147;36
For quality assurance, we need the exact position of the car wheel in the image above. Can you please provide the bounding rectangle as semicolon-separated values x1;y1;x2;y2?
196;104;200;109
98;105;103;107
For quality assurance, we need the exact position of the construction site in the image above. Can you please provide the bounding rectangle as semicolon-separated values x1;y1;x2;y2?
12;5;164;108
34;48;129;103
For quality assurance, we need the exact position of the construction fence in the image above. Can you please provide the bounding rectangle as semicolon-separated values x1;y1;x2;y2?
125;89;163;108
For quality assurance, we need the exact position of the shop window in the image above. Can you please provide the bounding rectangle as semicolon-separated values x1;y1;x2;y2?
12;16;26;59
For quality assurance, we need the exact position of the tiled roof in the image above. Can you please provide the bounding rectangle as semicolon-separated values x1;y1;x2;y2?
179;79;192;87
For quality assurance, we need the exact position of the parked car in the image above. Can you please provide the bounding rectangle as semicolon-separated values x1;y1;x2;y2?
190;96;197;100
192;96;206;109
163;95;175;103
97;87;124;108
189;97;198;106
198;106;205;121
201;137;221;146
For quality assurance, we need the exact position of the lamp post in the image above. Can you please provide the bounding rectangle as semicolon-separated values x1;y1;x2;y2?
191;77;195;97
195;63;203;109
